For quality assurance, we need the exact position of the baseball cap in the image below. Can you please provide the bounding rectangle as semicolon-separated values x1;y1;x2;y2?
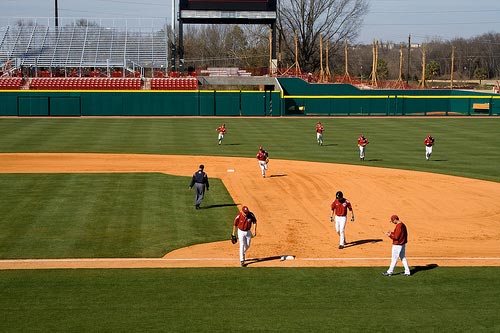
390;215;399;222
242;206;249;213
336;191;343;199
199;164;204;170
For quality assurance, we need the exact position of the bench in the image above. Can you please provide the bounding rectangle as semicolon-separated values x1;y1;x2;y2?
472;103;490;113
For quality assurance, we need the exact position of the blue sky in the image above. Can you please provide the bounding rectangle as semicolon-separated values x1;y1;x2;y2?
2;0;500;44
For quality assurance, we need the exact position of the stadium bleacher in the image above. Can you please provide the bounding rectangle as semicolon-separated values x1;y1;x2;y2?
150;78;199;90
28;77;142;90
0;77;24;90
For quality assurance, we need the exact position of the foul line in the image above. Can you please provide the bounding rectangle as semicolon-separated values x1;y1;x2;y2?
2;257;500;263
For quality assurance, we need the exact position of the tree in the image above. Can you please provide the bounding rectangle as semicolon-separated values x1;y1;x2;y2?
377;59;389;80
278;0;368;73
425;60;440;81
474;67;488;84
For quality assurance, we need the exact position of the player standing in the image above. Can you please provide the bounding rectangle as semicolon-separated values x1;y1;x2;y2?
216;123;227;145
232;206;257;267
256;146;269;178
382;215;411;276
357;133;369;161
424;134;435;160
316;121;324;146
330;191;355;249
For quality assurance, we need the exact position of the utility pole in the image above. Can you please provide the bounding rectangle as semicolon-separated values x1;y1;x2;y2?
406;34;411;84
54;0;59;27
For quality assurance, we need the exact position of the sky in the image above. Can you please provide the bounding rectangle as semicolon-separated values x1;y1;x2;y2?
2;0;500;44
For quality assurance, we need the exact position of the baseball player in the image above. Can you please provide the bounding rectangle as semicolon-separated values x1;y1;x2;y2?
216;123;227;145
256;146;269;178
188;164;209;209
382;215;411;276
330;191;355;249
232;206;257;267
424;134;435;160
357;133;369;161
316;121;324;146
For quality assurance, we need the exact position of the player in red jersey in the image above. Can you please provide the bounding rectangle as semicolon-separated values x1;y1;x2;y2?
232;206;257;267
330;191;355;249
382;215;411;276
424;134;435;160
357;133;369;161
316;121;324;146
216;123;227;145
256;146;269;178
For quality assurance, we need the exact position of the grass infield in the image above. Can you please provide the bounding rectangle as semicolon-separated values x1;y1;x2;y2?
0;117;498;331
0;173;234;258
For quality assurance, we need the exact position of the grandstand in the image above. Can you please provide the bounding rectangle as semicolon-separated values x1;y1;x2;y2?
0;17;169;79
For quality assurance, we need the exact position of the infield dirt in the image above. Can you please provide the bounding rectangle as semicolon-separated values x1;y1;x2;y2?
1;153;499;269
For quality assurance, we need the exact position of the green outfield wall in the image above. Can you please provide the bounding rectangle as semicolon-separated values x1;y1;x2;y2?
278;78;499;116
0;78;498;116
0;90;281;117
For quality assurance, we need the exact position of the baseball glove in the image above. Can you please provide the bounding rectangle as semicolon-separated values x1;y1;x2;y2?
231;235;237;244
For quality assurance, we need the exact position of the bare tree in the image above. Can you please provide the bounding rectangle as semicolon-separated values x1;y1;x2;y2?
278;0;368;72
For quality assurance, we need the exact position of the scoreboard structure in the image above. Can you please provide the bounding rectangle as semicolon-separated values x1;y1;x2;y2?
179;0;277;24
176;0;277;72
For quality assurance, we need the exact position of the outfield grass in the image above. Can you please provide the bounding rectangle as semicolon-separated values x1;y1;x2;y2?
0;117;498;181
0;267;499;331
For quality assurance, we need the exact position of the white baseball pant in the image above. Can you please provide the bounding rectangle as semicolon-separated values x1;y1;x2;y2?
237;228;252;262
317;132;323;145
359;145;366;159
335;215;347;246
386;244;410;275
258;160;268;177
425;146;433;160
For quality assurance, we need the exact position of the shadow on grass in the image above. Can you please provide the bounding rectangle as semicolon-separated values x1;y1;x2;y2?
344;238;383;248
321;143;337;146
410;263;439;275
202;203;239;209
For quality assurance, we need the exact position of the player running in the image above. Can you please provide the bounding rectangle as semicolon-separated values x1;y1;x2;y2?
424;134;435;160
256;146;269;178
316;121;324;146
357;133;369;161
216;123;227;145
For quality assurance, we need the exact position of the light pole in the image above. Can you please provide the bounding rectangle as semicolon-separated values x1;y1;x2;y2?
54;0;58;27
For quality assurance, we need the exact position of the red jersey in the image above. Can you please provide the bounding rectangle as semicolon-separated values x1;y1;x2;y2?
234;212;257;231
217;126;226;134
424;136;434;147
330;198;352;216
316;124;324;134
256;151;267;161
389;222;408;245
357;136;369;146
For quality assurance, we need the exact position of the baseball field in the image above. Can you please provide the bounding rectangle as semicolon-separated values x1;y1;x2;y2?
0;117;499;331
